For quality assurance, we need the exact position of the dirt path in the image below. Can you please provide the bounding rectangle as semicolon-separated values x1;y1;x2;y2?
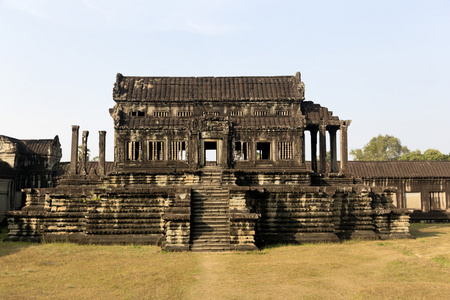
186;253;230;300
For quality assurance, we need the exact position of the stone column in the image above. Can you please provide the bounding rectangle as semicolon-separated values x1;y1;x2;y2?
300;129;305;167
81;131;89;175
339;120;351;175
329;127;338;173
222;137;229;168
70;125;80;175
319;124;327;174
310;128;318;173
98;131;106;175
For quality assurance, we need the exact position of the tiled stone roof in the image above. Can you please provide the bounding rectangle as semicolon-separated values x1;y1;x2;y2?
305;161;450;178
0;135;58;156
22;139;55;156
113;73;304;102
348;161;450;178
233;117;302;129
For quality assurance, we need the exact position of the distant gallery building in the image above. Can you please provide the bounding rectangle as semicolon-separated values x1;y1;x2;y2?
2;72;446;250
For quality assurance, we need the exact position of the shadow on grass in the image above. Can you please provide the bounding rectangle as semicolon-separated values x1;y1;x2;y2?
409;223;449;238
0;225;33;258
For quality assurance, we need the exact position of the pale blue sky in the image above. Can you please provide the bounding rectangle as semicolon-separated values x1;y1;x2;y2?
1;0;449;161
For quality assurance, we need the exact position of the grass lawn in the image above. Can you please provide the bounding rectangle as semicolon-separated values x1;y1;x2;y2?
1;223;449;300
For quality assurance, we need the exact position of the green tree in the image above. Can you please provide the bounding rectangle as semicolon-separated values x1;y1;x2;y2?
350;134;409;161
78;145;91;161
398;149;423;161
399;149;450;161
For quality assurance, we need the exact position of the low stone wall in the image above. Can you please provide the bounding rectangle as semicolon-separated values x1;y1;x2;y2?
5;186;191;245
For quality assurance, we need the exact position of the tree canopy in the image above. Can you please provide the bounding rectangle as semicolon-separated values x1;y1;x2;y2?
398;149;450;161
350;134;409;161
350;134;450;161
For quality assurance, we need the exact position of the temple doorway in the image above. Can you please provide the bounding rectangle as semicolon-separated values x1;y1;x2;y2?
204;141;217;166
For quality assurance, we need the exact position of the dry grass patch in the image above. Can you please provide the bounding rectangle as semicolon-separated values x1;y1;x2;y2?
1;223;449;299
0;242;200;299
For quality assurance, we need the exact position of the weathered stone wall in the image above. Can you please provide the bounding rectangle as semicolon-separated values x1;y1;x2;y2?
332;187;379;240
229;188;258;250
255;188;340;245
5;185;187;246
5;172;413;249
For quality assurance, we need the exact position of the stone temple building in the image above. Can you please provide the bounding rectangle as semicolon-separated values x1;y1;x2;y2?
0;136;62;223
5;72;412;251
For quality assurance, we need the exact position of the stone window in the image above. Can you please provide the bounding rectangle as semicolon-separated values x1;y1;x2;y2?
430;192;446;210
130;111;145;116
234;141;248;161
254;111;268;116
153;111;169;117
148;141;164;160
169;141;186;161
277;142;293;160
126;141;141;161
230;111;244;116
256;142;271;160
177;111;192;117
276;111;290;116
405;192;421;210
202;111;220;116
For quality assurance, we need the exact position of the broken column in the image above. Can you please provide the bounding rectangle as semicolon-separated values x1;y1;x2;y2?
81;131;89;175
98;131;106;175
339;120;351;175
70;125;80;175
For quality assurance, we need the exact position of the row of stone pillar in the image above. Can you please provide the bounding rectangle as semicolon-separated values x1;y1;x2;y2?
70;125;106;176
309;120;351;175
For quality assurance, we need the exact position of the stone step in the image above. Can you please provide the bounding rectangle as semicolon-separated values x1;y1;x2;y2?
191;205;229;210
190;173;231;249
191;217;228;221
191;223;229;229
191;228;229;234
192;196;227;199
191;232;229;239
191;202;227;206
191;215;229;220
190;222;229;229
191;213;228;218
191;232;230;238
192;193;228;197
191;199;228;203
191;245;231;252
192;199;227;203
191;239;230;245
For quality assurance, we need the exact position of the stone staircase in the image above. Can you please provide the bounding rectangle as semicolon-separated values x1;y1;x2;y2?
190;168;231;251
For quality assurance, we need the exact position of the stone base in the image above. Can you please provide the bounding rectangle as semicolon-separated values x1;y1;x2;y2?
261;232;340;245
293;232;341;244
384;233;414;240
3;236;42;243
42;233;164;245
337;230;381;241
162;244;190;252
230;244;259;251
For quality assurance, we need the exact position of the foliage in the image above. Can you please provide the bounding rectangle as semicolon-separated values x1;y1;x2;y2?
399;149;450;161
77;145;90;161
351;134;450;161
350;134;409;161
